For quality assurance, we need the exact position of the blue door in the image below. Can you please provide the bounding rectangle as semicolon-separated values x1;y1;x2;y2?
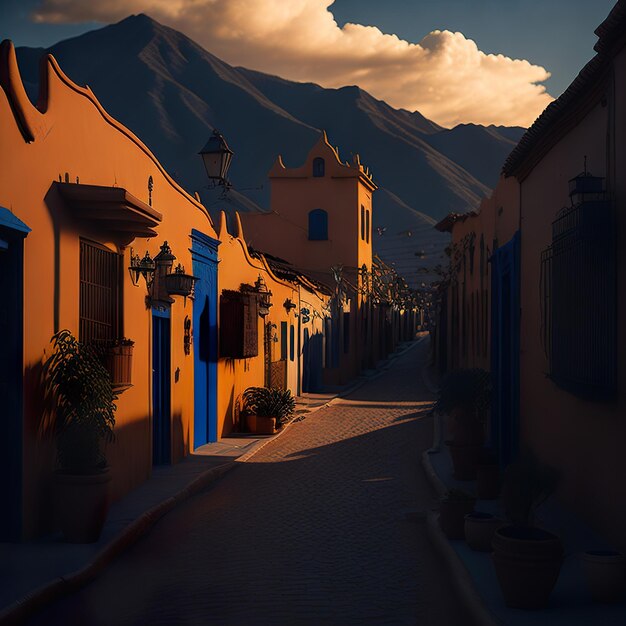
490;232;520;467
191;230;220;447
152;308;171;465
0;208;30;540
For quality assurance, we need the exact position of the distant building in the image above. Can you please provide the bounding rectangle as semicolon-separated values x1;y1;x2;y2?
434;0;626;550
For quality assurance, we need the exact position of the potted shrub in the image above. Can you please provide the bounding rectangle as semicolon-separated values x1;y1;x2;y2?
436;368;491;479
242;387;296;435
42;330;117;543
491;451;562;609
583;550;626;604
439;488;475;540
464;512;505;552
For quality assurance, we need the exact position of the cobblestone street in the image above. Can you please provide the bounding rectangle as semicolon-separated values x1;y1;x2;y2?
29;340;467;625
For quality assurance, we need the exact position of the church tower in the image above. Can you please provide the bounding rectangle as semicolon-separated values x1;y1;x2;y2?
242;131;378;284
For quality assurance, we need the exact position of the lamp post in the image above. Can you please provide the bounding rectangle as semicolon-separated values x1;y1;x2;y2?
198;129;234;188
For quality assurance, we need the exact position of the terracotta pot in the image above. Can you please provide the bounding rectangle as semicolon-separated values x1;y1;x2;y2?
583;551;626;603
492;525;563;609
54;468;111;543
476;464;500;499
446;441;482;480
464;512;505;552
439;497;475;540
246;414;276;435
105;344;133;388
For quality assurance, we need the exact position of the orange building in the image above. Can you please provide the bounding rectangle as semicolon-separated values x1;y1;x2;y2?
434;0;626;549
242;132;415;384
0;41;332;540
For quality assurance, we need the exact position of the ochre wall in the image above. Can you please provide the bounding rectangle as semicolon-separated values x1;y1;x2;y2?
215;212;328;436
444;175;520;372
0;45;217;537
517;51;626;549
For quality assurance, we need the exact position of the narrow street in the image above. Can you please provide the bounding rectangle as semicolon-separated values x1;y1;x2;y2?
29;340;467;625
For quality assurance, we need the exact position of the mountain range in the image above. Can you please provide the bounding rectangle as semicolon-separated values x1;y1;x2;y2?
14;14;525;287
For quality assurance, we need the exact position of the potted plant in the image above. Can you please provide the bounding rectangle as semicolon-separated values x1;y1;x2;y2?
491;451;562;609
42;330;117;543
435;368;491;479
583;550;626;604
464;512;505;552
242;387;296;435
439;488;475;540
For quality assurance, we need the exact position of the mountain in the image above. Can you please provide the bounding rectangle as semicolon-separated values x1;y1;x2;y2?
14;14;522;287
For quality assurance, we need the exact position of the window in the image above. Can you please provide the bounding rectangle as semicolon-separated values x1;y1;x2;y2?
280;322;288;360
289;325;295;361
79;239;121;343
312;157;325;177
541;195;615;399
366;210;370;244
219;290;259;358
361;205;365;240
308;209;328;240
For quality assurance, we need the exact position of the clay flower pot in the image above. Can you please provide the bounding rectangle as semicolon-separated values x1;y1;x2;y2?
583;551;626;604
492;525;563;609
54;468;111;543
464;512;506;552
246;414;276;435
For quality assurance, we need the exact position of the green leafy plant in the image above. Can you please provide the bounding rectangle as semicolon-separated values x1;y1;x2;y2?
435;368;492;417
242;387;296;425
42;330;117;474
501;450;559;528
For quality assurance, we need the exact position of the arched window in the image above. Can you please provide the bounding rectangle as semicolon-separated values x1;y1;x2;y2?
312;157;325;177
308;209;328;240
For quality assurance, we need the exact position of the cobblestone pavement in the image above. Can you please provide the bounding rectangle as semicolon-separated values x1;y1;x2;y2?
28;340;467;625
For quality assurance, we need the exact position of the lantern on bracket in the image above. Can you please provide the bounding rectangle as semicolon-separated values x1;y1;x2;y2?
198;129;234;188
254;275;273;317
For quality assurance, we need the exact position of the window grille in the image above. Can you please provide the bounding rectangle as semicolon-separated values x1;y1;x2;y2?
79;239;121;343
540;199;615;399
219;290;259;358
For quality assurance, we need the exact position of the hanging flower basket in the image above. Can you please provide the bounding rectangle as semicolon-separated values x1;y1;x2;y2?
105;340;134;390
164;264;198;297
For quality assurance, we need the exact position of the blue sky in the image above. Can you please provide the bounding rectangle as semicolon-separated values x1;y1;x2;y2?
0;0;618;126
330;0;616;95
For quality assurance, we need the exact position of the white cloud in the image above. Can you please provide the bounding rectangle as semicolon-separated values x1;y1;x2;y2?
32;0;553;127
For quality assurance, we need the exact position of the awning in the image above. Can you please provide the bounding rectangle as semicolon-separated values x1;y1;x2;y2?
55;182;162;238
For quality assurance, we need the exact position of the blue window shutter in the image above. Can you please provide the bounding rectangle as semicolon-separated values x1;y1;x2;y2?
308;209;328;240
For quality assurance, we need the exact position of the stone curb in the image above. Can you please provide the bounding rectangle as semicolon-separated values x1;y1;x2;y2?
426;511;502;626
421;450;501;626
0;461;235;625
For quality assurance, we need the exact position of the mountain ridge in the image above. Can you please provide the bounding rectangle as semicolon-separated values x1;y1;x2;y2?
13;13;524;286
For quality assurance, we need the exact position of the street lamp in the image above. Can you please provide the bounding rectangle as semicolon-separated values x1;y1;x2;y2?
198;129;234;187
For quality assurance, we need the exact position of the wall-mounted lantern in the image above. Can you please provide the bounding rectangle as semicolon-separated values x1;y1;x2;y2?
199;129;234;188
254;275;273;317
129;241;198;305
129;250;156;287
283;298;297;313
